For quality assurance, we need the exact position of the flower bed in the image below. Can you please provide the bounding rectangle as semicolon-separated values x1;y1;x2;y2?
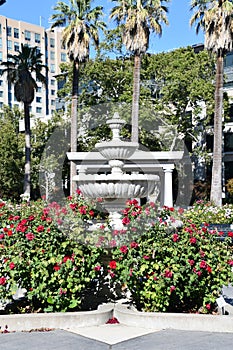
0;197;232;314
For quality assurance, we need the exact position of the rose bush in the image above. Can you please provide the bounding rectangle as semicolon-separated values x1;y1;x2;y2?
0;196;232;314
109;204;233;313
0;198;104;313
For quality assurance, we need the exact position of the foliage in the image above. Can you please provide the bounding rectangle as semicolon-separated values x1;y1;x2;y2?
109;203;233;313
0;198;104;313
0;196;232;314
0;106;24;200
183;200;233;225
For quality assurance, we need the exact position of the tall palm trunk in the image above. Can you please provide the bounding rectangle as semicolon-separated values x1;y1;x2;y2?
70;60;79;196
131;53;141;143
210;54;224;206
23;102;31;199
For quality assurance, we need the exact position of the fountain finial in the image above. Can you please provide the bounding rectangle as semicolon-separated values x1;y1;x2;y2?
107;113;125;141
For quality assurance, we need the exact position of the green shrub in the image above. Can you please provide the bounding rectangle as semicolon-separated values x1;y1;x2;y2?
109;203;233;313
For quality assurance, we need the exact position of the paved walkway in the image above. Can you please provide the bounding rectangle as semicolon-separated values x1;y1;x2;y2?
1;285;233;349
1;327;233;350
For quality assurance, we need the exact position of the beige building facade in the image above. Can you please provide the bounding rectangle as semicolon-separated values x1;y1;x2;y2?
0;15;67;125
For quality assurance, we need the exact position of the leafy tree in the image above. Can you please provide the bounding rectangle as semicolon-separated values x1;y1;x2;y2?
51;0;105;195
0;106;24;200
143;47;216;149
30;113;70;200
0;44;48;200
110;0;170;142
0;1;6;5
190;0;233;206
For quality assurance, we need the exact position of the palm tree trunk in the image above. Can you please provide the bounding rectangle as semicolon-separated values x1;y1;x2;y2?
131;53;141;143
70;60;79;196
210;54;224;206
23;102;31;199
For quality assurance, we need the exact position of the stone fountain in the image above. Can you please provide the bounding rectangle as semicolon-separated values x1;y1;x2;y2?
68;113;160;229
67;112;190;231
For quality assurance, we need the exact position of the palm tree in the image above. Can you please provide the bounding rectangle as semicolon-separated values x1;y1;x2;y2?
0;1;6;5
110;0;170;143
1;44;48;199
190;0;233;206
51;0;105;196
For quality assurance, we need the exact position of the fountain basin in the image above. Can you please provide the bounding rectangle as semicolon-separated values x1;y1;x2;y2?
95;140;138;160
74;173;160;199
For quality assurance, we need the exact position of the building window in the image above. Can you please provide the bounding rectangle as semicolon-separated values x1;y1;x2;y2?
50;51;55;60
7;40;12;51
7;26;12;36
61;52;66;62
51;89;55;96
0;52;2;62
25;30;31;41
0;24;2;35
14;42;20;52
35;33;41;43
0;102;3;108
50;64;55;73
0;91;3;97
50;38;55;48
51;99;55;106
36;107;42;113
0;38;2;49
36;96;42;103
36;47;41;55
224;53;233;68
14;28;19;38
0;80;3;86
36;86;42;93
51;79;55;86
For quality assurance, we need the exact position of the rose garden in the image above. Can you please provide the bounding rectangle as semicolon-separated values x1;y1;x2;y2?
0;193;232;316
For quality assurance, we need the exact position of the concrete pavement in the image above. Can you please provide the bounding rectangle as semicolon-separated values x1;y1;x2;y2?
1;328;233;350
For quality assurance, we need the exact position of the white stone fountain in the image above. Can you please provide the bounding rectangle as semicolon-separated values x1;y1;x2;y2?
67;113;188;230
68;113;160;229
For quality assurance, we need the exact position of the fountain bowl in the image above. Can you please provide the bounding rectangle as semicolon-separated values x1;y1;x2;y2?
95;140;138;160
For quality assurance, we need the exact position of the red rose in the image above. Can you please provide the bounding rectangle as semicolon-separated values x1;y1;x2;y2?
228;259;233;266
109;260;117;269
228;231;233;237
120;245;128;254
170;285;176;292
189;237;197;244
0;277;7;285
9;262;15;270
0;233;4;239
122;217;130;225
143;255;150;260
172;233;179;242
188;259;195;266
200;260;207;269
130;241;139;249
79;206;87;215
206;303;211;310
53;264;61;271
7;230;13;236
25;232;35;241
94;265;101;271
89;210;95;217
69;203;77;210
164;269;173;278
37;225;45;232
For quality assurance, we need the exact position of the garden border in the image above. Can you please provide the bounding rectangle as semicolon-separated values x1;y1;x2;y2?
1;302;233;333
114;303;233;333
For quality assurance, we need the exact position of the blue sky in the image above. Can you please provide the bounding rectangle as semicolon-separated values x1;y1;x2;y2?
0;0;204;54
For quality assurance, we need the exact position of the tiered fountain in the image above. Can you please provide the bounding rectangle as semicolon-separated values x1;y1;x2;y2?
69;113;160;229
